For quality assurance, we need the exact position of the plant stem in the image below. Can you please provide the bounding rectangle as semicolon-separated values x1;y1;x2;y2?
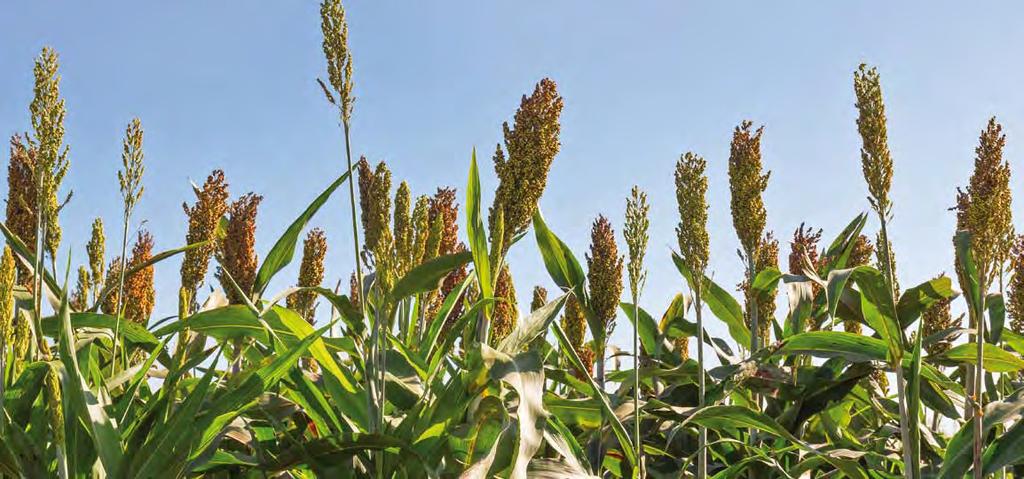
973;274;987;479
695;280;706;479
112;212;130;375
879;217;913;479
632;292;642;478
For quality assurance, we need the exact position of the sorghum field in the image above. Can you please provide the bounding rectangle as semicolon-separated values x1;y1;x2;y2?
3;2;1024;479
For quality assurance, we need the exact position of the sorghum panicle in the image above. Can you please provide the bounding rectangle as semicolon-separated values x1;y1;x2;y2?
958;117;1013;280
788;223;823;276
625;186;650;298
87;218;105;300
410;194;430;266
741;232;778;344
288;228;328;323
587;215;624;341
101;257;123;315
728;121;770;258
320;0;354;124
357;158;391;256
124;230;155;324
181;170;230;302
393;181;413;277
1008;236;1024;334
561;293;587;354
853;64;894;214
489;78;563;252
71;265;89;311
217;193;262;304
490;264;518;344
0;246;14;348
531;286;548;313
922;274;955;355
6;135;38;283
429;187;459;256
118;118;145;216
30;47;70;259
675;153;710;277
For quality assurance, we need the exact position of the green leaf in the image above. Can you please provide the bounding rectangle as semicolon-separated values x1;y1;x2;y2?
389;251;472;302
954;231;982;315
820;213;868;275
532;210;586;293
777;331;887;363
906;319;923;478
988;292;1006;344
620;302;660;357
466;149;493;315
672;252;749;348
55;290;124;476
896;275;955;328
253;168;352;296
496;292;568;354
551;322;638;469
938;343;1024;372
852;267;904;361
939;389;1024;478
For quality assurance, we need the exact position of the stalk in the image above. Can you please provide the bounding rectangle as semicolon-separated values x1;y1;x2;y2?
880;218;913;478
111;212;130;374
973;274;988;479
695;280;706;479
632;295;642;477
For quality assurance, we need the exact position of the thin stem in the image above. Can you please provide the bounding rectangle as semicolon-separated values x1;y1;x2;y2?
112;212;131;375
695;281;706;479
879;216;913;479
973;274;988;479
632;291;642;478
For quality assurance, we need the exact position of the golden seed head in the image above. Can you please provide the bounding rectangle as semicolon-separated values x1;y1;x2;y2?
87;217;105;300
44;366;64;444
1008;235;1024;335
561;293;587;351
181;170;230;300
71;265;89;311
0;246;15;345
357;158;391;255
124;230;155;324
393;181;413;276
490;264;518;345
320;0;354;124
853;64;894;214
676;336;690;362
675;153;710;278
429;187;459;256
424;214;444;263
118;118;145;216
217;193;262;304
849;234;875;267
788;223;823;276
410;194;430;266
728;121;770;257
489;78;563;251
6;135;38;284
100;256;123;315
288;229;327;323
575;344;596;380
922;274;955;355
957;117;1013;280
587;215;624;337
625;186;650;298
531;286;548;313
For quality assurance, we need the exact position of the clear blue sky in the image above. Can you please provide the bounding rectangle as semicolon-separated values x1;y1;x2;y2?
3;2;1024;354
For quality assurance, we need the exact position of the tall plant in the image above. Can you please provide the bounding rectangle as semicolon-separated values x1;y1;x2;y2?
675;153;709;478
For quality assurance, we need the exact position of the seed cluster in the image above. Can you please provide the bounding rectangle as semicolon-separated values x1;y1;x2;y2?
181;170;230;304
217;193;263;304
489;79;563;252
587;215;623;344
854;64;894;215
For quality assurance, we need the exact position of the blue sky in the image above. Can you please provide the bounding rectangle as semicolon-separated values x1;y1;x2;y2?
3;2;1024;355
